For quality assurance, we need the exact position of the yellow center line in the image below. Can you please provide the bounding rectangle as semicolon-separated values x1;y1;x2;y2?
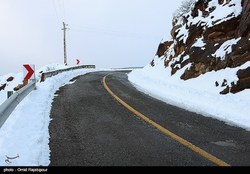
102;75;230;167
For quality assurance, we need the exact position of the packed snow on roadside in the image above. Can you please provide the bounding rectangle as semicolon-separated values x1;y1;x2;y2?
0;64;68;105
128;60;250;131
0;65;97;166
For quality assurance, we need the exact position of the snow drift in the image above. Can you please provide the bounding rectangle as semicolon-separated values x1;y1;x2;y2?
129;0;250;129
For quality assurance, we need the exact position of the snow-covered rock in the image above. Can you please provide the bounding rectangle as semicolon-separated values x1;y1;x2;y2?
152;0;249;94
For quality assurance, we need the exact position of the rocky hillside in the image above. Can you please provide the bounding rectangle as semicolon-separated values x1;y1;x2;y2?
153;0;249;94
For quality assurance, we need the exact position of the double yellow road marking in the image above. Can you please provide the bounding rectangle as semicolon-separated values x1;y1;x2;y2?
102;75;230;166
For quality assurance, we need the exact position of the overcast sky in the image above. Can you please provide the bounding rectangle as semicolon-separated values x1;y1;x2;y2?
0;0;183;75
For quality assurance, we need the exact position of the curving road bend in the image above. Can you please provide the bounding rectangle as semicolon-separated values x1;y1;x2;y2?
49;71;250;166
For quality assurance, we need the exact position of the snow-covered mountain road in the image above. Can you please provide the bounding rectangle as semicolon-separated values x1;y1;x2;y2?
49;71;250;166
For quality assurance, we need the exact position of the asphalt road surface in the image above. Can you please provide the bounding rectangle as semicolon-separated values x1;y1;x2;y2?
49;71;250;166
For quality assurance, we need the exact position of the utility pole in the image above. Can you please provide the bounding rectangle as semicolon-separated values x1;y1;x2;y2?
62;22;69;66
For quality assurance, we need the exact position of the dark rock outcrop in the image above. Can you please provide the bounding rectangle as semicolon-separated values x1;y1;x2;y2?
239;0;250;37
0;83;6;91
156;41;173;57
231;67;250;93
6;76;14;82
154;0;250;94
13;80;28;91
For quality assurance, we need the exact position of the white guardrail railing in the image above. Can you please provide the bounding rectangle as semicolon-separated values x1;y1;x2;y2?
0;64;96;128
0;80;36;128
40;65;95;82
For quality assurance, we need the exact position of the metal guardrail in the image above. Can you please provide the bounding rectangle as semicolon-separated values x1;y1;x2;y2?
40;65;95;82
0;80;36;128
111;67;143;70
0;65;95;128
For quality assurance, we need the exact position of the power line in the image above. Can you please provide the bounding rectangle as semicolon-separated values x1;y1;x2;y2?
71;25;160;41
51;0;69;65
61;0;67;23
52;0;61;26
52;0;67;25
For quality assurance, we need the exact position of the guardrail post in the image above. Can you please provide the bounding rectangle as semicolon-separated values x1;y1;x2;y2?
0;81;36;128
7;91;13;98
31;79;37;90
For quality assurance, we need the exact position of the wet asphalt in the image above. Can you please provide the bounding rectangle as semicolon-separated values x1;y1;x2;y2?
49;71;250;166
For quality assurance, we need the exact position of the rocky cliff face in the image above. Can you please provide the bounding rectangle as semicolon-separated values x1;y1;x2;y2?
153;0;250;94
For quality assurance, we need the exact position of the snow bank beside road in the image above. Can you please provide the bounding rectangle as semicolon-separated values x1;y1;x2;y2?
0;67;97;166
128;61;250;131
